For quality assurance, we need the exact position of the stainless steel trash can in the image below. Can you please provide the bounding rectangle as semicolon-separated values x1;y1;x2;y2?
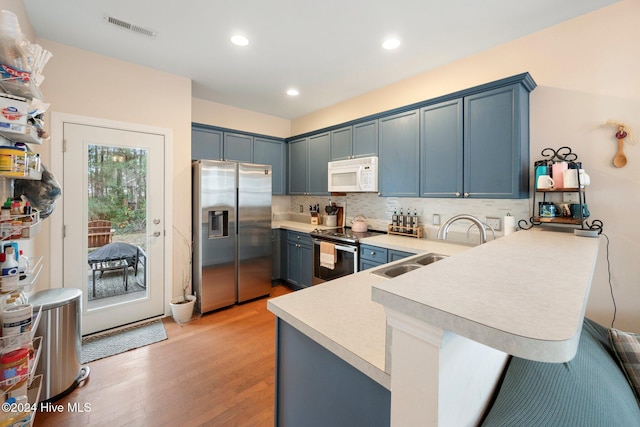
29;288;88;402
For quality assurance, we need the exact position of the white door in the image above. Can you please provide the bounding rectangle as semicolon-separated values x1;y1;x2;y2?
63;123;165;335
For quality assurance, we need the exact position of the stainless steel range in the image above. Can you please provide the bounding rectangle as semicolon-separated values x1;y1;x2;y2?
310;227;380;284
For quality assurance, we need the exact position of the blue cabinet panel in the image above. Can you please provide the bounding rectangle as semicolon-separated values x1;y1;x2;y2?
288;138;308;195
360;244;388;264
286;231;312;288
331;120;378;161
388;249;414;262
379;110;420;197
420;99;463;197
192;127;222;160
463;84;529;199
308;132;331;195
330;127;352;161
254;137;286;195
353;119;378;158
276;319;391;427
223;132;253;162
359;258;383;271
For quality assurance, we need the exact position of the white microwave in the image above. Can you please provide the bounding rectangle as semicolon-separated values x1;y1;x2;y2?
327;156;378;192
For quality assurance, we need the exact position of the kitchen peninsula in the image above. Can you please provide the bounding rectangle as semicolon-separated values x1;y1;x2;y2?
267;228;600;426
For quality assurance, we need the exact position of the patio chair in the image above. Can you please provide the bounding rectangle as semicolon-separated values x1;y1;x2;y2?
88;220;115;248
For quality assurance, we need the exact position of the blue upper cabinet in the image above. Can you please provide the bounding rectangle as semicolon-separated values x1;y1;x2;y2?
330;120;378;161
192;124;285;195
379;109;420;197
223;132;253;163
353;119;378;158
254;137;286;195
463;83;529;199
288;133;330;195
288;137;308;195
308;132;331;195
331;126;353;160
420;99;463;197
330;127;352;161
192;127;222;160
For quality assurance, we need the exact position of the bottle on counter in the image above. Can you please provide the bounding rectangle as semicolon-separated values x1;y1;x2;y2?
412;209;419;235
392;209;398;232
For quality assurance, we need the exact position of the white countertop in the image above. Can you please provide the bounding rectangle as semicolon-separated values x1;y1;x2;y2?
267;234;472;390
372;229;600;363
268;224;600;388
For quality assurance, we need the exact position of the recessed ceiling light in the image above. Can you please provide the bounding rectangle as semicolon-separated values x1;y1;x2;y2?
286;88;299;96
230;35;249;46
382;38;401;50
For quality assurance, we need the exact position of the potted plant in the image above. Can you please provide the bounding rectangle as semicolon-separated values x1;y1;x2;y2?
169;226;196;323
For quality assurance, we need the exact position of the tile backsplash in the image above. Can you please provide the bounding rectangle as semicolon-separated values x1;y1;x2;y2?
274;194;530;244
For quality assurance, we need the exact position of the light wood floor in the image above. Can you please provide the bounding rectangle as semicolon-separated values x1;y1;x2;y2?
35;284;292;427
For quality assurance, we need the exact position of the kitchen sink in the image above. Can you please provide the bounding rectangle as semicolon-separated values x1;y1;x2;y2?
371;253;448;279
373;263;422;278
413;253;448;266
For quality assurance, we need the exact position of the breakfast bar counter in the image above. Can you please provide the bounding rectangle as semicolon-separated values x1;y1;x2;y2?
268;228;601;426
269;227;601;376
371;228;600;363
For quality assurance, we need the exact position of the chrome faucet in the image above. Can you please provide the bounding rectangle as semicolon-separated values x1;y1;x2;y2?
437;214;488;244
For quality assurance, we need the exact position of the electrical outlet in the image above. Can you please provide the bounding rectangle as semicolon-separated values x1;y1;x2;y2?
299;204;303;213
563;192;579;202
485;216;502;231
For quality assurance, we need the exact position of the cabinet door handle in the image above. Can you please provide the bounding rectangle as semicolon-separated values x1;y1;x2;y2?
455;192;461;197
464;192;470;198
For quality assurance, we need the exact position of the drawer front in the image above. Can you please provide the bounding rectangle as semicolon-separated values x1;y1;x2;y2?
287;230;311;246
360;244;388;264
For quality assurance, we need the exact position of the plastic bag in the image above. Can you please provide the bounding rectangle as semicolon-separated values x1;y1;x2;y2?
14;164;62;219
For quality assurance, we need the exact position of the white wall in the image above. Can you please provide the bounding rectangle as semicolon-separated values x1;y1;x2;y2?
290;0;640;332
192;97;290;138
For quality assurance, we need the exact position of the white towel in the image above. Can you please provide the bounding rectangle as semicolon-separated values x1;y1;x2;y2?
320;241;337;270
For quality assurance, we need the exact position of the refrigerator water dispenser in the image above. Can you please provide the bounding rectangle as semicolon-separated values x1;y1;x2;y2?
208;210;229;238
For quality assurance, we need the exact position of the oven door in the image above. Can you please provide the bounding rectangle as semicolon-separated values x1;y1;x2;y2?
312;239;358;284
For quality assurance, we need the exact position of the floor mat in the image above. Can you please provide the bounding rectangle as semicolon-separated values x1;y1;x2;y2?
81;320;167;363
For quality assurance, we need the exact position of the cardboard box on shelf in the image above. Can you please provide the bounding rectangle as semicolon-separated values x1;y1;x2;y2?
0;93;27;134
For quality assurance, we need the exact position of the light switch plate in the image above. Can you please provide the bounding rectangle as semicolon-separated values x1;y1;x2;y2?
562;192;580;202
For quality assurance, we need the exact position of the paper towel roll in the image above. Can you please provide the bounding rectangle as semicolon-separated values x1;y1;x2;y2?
503;215;516;236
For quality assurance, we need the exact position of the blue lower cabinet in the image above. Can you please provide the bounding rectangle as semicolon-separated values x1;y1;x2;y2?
275;319;390;427
388;249;414;263
360;244;414;268
360;258;383;271
286;231;312;289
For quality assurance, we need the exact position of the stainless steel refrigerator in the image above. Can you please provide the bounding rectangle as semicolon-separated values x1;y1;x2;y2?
193;160;272;313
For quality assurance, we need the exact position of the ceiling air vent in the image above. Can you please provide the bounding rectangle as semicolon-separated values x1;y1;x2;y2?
104;15;157;38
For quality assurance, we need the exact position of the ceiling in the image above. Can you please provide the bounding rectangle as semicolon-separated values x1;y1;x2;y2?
23;0;617;120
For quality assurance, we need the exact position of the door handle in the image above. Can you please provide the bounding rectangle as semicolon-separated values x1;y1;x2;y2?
150;231;161;237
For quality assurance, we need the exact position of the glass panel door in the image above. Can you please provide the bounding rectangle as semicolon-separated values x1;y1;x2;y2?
63;123;165;335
